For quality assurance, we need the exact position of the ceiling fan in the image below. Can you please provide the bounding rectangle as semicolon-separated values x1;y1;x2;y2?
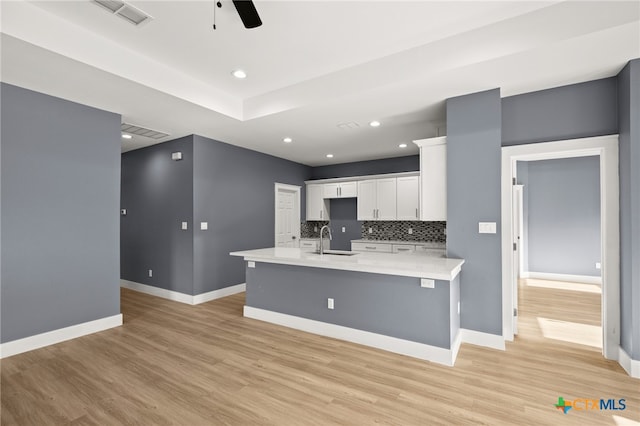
214;0;262;30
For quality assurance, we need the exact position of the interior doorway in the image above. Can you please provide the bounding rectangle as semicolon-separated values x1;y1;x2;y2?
501;135;619;360
274;183;301;247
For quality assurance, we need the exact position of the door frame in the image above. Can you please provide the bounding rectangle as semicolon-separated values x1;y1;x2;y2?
501;135;619;359
274;183;301;247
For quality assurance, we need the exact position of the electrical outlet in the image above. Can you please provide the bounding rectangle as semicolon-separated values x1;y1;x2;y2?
342;226;346;232
181;222;188;230
368;227;373;234
314;226;318;232
148;269;153;277
327;298;334;310
408;228;413;234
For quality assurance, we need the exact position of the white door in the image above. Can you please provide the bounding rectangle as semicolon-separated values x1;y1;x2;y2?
376;178;397;220
323;183;340;199
275;184;301;247
512;185;524;335
357;180;376;220
396;176;419;220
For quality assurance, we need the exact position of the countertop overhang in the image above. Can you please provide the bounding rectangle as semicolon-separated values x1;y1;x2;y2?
230;247;464;281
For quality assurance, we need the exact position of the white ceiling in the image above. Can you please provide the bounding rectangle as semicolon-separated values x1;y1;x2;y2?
1;1;639;166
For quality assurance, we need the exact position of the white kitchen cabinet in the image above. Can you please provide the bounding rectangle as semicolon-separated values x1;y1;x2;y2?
306;184;329;220
413;136;446;221
396;175;420;220
351;242;393;253
392;244;416;254
299;238;330;252
323;181;357;199
357;178;396;220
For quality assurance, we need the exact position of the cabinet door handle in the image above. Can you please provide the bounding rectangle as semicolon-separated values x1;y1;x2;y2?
416;208;418;218
338;187;341;197
365;246;377;250
397;248;410;251
320;210;323;219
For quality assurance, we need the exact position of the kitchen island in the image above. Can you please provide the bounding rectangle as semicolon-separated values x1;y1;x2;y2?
230;247;464;366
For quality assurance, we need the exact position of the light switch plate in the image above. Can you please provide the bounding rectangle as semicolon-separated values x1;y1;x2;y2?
327;298;334;309
478;222;497;234
181;222;188;230
200;222;208;230
171;152;183;161
248;261;255;268
342;227;346;233
596;262;601;269
420;278;435;288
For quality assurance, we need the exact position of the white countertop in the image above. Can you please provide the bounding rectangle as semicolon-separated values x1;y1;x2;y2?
230;247;463;281
351;239;445;248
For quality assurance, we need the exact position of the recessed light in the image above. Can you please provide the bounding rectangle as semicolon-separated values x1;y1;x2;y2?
326;154;334;158
399;143;407;148
369;120;381;127
283;137;292;143
122;134;132;139
232;69;247;79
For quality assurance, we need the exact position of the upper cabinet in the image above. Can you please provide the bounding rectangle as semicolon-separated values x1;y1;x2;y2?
357;178;397;220
323;181;357;199
396;175;420;220
413;136;446;221
306;184;329;220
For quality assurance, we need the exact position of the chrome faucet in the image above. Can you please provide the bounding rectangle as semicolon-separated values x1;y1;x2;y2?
319;225;332;255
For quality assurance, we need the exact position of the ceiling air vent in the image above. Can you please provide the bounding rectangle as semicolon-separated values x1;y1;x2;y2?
121;123;169;140
336;122;360;130
93;0;153;26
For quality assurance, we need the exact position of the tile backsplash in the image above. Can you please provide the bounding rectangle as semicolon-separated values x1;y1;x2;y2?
301;220;445;243
301;221;329;238
361;221;446;243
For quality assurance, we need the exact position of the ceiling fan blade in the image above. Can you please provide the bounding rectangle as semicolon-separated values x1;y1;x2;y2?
232;0;262;29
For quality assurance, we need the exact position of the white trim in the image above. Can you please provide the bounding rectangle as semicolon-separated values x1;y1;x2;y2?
192;283;246;304
274;183;301;248
618;346;640;379
501;135;620;360
413;136;447;148
120;279;193;304
451;330;463;361
0;314;122;359
460;328;506;350
525;271;602;285
304;171;419;185
244;306;458;366
120;280;245;305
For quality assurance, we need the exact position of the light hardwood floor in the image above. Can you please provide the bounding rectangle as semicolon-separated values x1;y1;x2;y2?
1;285;638;425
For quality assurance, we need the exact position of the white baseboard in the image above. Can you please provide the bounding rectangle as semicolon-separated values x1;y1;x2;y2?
0;314;122;359
451;330;462;361
244;306;458;366
618;346;640;379
525;271;602;285
460;328;506;350
192;283;246;304
121;280;245;305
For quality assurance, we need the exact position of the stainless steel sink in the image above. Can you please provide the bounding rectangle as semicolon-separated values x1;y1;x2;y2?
314;250;358;256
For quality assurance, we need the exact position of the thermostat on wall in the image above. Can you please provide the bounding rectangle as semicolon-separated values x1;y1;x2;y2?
120;209;127;216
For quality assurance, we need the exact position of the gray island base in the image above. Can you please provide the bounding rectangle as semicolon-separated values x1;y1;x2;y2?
231;248;464;366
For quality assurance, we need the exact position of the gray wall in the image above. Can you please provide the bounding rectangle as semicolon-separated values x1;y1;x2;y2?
246;262;455;348
193;135;311;295
120;137;194;294
618;59;640;360
1;83;121;343
502;77;618;146
327;198;361;251
447;88;503;336
310;155;419;179
518;157;601;277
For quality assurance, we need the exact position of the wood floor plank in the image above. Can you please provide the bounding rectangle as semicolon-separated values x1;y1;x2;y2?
2;284;638;425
